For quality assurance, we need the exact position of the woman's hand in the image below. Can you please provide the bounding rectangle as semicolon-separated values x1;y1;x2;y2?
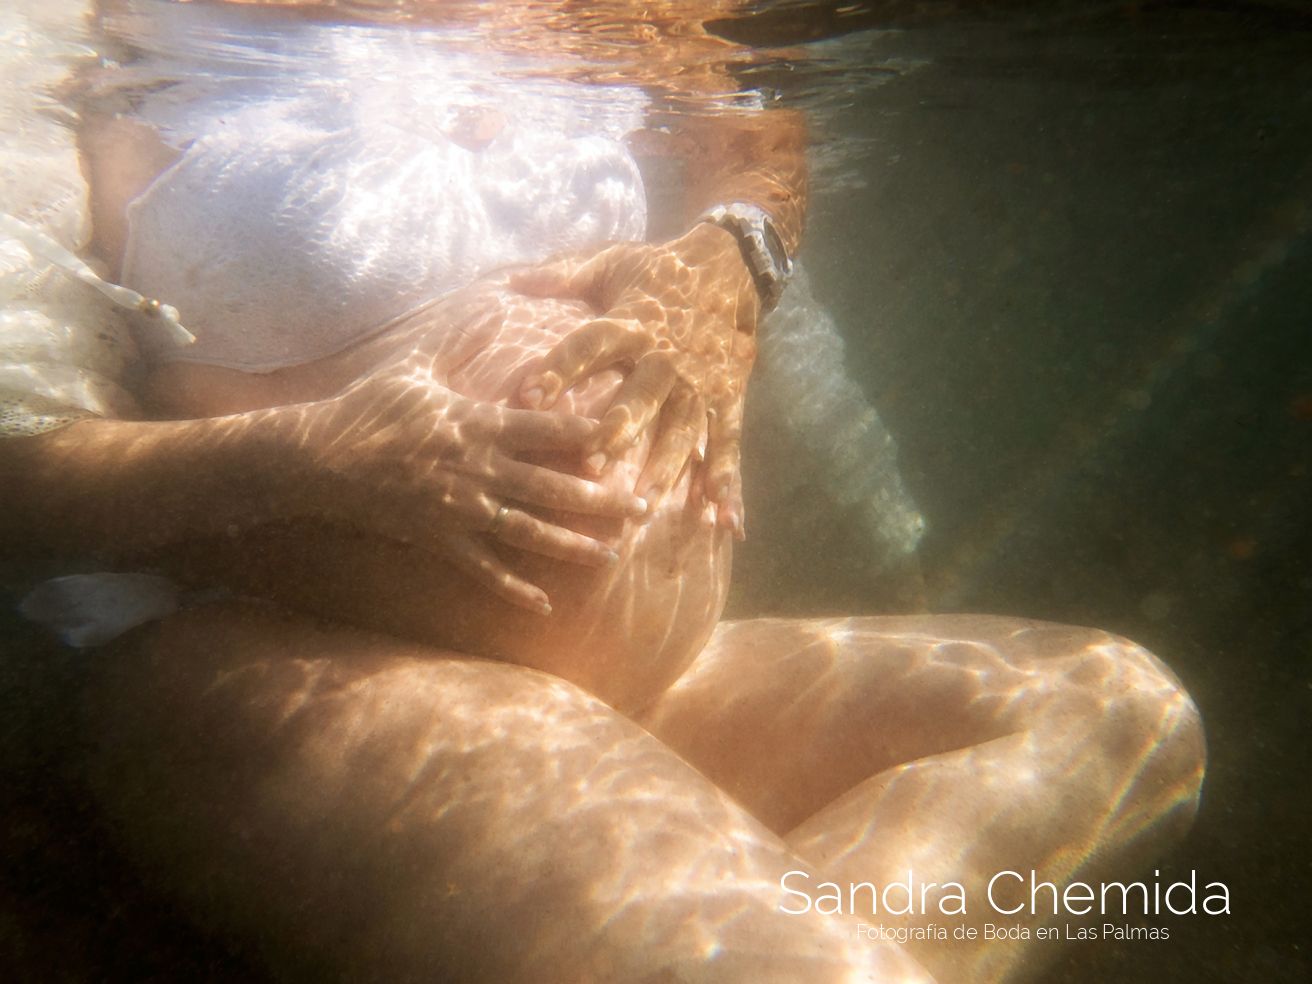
511;223;759;538
1;362;647;617
287;369;649;614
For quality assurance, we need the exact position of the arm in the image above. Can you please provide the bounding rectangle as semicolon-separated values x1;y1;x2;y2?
512;108;807;536
500;7;809;535
1;413;280;561
1;370;648;613
653;106;809;261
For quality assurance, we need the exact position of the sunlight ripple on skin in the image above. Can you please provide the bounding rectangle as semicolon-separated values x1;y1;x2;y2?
0;3;1209;981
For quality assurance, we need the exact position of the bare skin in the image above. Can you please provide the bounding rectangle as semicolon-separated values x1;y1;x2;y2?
88;603;935;983
144;268;744;709
84;589;1203;984
68;275;1202;983
0;2;1206;981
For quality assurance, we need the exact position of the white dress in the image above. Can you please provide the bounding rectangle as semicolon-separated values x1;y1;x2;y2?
110;0;649;370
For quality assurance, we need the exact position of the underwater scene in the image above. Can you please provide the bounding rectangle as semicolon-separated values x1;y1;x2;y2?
1;1;1307;981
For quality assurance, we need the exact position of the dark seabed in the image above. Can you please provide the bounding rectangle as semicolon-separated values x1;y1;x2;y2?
3;1;1310;981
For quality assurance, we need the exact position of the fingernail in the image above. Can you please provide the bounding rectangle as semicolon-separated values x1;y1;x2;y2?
538;600;553;616
605;549;620;567
586;451;607;474
537;372;561;407
523;385;544;409
631;496;649;516
719;504;736;533
713;478;731;503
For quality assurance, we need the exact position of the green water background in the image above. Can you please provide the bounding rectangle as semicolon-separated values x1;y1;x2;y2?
734;3;1310;980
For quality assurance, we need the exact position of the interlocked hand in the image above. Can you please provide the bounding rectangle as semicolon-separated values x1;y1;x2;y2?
290;362;647;614
512;223;759;537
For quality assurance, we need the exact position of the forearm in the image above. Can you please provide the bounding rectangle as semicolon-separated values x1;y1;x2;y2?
673;108;809;257
481;0;810;251
0;410;289;563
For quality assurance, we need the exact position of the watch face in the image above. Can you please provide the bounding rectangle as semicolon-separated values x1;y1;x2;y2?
761;217;788;274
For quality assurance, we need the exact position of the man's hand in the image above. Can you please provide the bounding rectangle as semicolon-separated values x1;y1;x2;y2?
511;223;758;538
289;367;649;614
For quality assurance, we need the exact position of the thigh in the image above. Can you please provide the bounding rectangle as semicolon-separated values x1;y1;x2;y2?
83;601;928;983
638;614;1196;834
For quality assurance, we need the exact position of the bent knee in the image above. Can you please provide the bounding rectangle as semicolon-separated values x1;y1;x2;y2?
1040;628;1206;830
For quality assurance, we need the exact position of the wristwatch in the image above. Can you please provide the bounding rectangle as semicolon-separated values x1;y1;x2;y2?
700;203;793;313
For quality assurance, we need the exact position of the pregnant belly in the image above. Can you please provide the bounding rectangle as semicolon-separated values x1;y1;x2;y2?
155;281;734;713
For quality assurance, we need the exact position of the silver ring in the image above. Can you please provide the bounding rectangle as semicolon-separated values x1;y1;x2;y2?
488;505;511;537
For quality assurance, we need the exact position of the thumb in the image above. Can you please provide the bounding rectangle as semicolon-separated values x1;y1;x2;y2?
508;246;618;305
508;258;579;298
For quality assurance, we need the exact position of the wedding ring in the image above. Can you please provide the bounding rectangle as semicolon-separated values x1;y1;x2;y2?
488;505;511;537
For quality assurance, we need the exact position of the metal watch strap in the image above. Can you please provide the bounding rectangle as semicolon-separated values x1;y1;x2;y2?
699;203;793;313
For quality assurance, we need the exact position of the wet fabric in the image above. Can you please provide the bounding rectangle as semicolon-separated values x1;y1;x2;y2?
113;0;648;370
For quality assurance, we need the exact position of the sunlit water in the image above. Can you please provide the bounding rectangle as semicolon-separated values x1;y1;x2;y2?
1;1;1308;981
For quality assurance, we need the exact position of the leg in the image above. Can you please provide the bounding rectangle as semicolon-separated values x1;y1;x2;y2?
82;602;931;983
639;615;1205;983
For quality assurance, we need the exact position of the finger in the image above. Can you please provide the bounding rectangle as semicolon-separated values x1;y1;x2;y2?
490;407;599;452
717;468;746;542
586;351;679;471
508;243;632;305
487;456;648;518
635;384;704;506
438;530;554;615
686;462;718;529
488;506;620;568
704;395;746;540
507;251;601;300
507;257;583;299
345;491;553;613
517;318;652;410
